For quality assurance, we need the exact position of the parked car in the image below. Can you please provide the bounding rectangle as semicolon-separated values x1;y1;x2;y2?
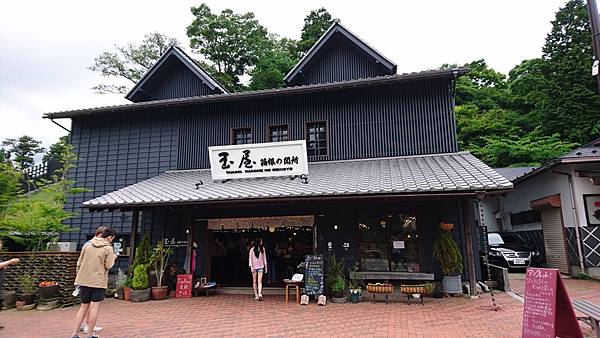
487;232;541;269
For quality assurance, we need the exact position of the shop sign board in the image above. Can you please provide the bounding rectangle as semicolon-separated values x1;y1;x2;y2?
304;255;324;296
208;140;308;180
176;274;193;298
521;268;582;338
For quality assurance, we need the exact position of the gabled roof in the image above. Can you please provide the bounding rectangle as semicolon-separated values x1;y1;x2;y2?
125;46;227;102
493;167;538;182
83;152;512;210
45;68;468;119
284;20;397;85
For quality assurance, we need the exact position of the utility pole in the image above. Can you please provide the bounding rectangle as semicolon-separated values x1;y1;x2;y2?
586;0;600;91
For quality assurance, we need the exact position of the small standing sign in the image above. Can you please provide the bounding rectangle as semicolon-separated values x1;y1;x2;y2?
176;274;193;298
522;268;582;338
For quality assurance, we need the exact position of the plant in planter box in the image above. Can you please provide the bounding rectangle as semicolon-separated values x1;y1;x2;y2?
432;230;463;294
38;280;60;300
325;255;345;295
122;276;133;301
130;264;151;302
150;240;173;300
17;275;37;305
115;268;127;300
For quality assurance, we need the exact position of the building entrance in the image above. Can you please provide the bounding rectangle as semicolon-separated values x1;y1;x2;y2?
208;216;314;287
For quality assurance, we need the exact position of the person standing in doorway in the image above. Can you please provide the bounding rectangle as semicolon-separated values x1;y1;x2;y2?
70;227;117;338
249;238;267;300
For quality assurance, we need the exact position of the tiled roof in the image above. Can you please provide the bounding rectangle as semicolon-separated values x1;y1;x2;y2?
493;167;538;182
83;152;512;209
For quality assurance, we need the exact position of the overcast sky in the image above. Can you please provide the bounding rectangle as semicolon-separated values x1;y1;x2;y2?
0;0;568;153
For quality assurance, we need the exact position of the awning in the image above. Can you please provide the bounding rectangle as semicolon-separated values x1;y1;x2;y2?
83;151;512;210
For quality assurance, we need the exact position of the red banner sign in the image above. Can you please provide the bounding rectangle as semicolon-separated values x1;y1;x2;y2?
522;268;582;338
175;274;193;298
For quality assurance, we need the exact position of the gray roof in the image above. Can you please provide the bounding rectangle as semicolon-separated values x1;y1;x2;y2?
83;152;512;210
125;46;227;102
45;68;468;119
284;20;397;84
559;137;600;161
493;167;538;182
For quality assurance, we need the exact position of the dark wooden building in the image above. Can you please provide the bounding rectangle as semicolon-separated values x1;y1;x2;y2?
45;22;512;293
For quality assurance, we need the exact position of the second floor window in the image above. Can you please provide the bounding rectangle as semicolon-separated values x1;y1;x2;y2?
306;121;327;157
269;125;289;142
232;128;252;144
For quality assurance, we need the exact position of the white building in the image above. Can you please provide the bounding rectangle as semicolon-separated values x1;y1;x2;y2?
482;138;600;278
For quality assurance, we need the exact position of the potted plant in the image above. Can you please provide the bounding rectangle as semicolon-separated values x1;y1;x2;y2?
115;269;127;300
331;276;347;303
123;277;133;301
348;262;363;304
432;229;463;294
151;241;173;300
130;264;151;302
17;275;37;305
38;281;60;300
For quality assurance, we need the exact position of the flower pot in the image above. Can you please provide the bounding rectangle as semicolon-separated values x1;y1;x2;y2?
123;287;132;301
19;293;36;305
349;292;360;303
2;291;16;308
151;286;168;300
39;285;60;300
130;288;151;302
116;287;124;300
442;275;462;294
331;295;347;304
440;222;454;231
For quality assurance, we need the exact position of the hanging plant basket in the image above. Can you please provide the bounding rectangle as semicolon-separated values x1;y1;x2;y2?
439;222;454;231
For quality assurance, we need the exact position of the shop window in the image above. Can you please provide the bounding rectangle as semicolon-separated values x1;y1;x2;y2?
358;214;420;272
510;210;541;225
232;127;252;145
269;125;289;142
306;121;327;157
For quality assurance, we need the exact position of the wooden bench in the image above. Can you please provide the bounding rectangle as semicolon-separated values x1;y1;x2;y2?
572;299;600;338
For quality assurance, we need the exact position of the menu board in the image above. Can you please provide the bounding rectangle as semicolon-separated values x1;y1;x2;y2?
304;255;324;296
176;274;193;298
522;268;582;338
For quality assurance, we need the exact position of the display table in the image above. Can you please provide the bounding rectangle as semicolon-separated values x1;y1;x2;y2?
283;279;303;304
194;281;217;297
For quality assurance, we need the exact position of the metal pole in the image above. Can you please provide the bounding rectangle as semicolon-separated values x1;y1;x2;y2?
587;0;600;91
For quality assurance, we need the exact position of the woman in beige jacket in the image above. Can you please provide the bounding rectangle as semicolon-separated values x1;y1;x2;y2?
70;228;117;338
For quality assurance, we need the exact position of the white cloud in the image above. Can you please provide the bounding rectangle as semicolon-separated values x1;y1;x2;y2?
0;0;568;151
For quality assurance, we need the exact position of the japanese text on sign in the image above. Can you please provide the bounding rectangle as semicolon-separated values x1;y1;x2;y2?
208;140;308;180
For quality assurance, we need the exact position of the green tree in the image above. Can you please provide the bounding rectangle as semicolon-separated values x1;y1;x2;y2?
43;135;70;164
538;0;600;143
0;162;20;219
186;4;269;91
89;32;179;94
297;8;334;56
249;36;298;90
1;135;45;170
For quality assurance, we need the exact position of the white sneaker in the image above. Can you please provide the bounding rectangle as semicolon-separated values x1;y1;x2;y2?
80;324;88;333
82;324;102;333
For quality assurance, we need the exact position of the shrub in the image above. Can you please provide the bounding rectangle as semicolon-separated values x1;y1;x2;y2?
432;230;463;275
132;264;148;290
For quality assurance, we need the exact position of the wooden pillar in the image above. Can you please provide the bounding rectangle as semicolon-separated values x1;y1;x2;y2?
462;199;478;297
128;209;139;269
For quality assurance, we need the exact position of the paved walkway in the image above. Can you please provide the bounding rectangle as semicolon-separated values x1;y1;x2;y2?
3;293;523;338
3;275;599;338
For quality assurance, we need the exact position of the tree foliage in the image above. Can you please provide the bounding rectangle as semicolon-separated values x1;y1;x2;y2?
249;35;298;90
297;8;334;56
1;135;45;170
88;32;179;94
186;4;270;91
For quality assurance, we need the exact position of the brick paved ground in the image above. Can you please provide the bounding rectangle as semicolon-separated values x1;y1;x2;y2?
2;292;524;338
